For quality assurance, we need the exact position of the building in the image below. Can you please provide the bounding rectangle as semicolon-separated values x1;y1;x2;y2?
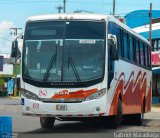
0;55;20;96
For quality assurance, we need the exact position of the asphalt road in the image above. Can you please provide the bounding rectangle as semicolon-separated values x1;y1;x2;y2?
0;98;160;138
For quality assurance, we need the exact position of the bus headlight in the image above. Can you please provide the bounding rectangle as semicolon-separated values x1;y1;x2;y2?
85;88;106;101
21;89;39;101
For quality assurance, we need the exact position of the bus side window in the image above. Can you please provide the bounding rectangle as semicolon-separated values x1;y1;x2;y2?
132;37;136;63
123;31;128;59
115;25;121;57
143;43;146;66
120;29;124;57
136;40;140;64
129;35;133;61
145;45;148;67
158;40;160;51
140;42;144;66
127;33;130;60
108;22;115;34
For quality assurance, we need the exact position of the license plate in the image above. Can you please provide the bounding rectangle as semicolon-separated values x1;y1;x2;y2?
56;105;67;110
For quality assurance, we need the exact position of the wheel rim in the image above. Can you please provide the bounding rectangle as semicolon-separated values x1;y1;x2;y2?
41;117;45;124
141;113;144;120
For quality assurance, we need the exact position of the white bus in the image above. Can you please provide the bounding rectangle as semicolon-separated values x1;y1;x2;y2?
20;14;152;129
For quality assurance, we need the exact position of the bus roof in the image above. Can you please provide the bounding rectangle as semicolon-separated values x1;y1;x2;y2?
27;13;150;45
27;13;108;22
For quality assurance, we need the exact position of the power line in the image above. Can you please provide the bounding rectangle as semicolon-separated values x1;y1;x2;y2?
0;37;11;42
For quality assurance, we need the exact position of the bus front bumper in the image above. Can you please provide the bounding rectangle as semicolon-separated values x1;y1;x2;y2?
21;96;107;117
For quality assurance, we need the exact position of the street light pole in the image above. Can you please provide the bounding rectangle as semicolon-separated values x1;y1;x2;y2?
10;27;22;97
149;3;152;48
14;41;18;97
113;0;115;16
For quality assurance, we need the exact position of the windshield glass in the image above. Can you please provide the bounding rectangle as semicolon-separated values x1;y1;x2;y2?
23;21;105;86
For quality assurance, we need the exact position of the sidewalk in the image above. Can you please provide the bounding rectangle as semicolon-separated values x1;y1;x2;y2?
151;104;160;112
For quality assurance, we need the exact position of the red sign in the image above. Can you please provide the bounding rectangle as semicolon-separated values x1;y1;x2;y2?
152;52;160;65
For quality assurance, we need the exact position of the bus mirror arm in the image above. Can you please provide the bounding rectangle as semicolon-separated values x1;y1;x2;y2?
108;34;118;60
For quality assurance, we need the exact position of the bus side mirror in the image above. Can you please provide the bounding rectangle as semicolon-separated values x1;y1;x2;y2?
11;34;23;58
108;34;118;60
11;41;21;58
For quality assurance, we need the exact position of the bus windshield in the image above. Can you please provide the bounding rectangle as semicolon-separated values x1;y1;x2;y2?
23;21;105;86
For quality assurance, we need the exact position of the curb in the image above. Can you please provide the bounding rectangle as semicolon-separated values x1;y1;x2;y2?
152;104;160;108
151;107;160;112
9;96;21;100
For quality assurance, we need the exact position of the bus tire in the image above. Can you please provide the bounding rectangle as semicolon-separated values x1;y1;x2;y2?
40;117;55;128
124;100;145;126
133;100;145;126
134;113;144;126
102;99;122;129
110;99;122;128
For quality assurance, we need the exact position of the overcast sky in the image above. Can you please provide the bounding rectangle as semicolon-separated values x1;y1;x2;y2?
0;0;160;54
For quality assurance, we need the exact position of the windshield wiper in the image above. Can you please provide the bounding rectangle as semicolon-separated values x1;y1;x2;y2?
43;46;57;81
68;56;81;82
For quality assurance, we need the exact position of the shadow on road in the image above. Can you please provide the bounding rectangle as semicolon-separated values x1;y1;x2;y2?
20;119;153;134
22;121;109;134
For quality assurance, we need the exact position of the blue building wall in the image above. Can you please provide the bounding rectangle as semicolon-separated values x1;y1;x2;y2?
125;10;160;39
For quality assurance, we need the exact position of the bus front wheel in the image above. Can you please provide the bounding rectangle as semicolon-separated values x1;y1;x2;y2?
102;99;122;129
40;116;55;128
110;99;122;128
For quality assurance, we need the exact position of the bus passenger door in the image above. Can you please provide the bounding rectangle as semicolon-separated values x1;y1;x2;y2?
107;22;118;89
108;40;115;89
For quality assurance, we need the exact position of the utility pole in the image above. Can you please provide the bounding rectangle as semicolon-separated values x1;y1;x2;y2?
113;0;115;16
10;28;22;36
63;0;66;13
149;3;152;49
56;6;63;13
10;27;22;97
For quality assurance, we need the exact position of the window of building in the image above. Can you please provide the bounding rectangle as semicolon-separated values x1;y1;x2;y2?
158;40;160;51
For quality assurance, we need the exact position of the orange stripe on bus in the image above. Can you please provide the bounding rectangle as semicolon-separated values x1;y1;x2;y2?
109;71;149;115
51;88;98;99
